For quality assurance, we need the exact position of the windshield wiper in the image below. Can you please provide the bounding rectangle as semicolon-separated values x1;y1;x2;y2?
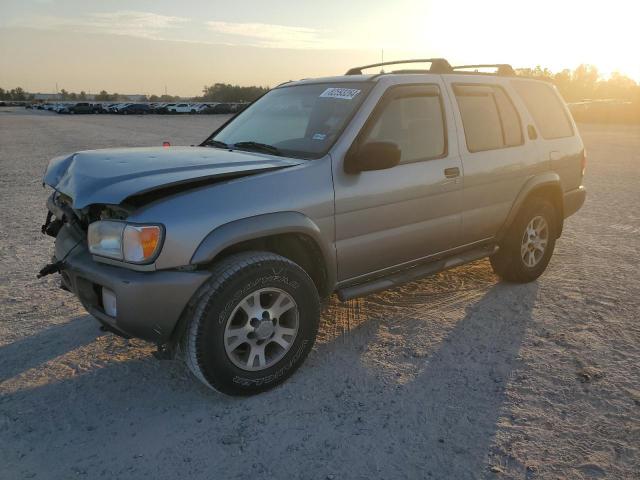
232;141;282;156
203;139;229;149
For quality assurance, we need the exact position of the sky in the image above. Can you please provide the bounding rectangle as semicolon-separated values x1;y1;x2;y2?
0;0;638;96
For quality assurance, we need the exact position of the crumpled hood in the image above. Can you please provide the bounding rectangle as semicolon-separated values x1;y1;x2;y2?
43;146;303;209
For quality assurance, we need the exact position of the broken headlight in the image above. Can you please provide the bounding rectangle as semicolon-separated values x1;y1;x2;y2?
88;221;163;264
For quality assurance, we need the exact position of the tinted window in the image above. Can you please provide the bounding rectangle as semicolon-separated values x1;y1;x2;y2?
454;85;523;152
512;80;573;139
493;88;523;146
362;86;446;163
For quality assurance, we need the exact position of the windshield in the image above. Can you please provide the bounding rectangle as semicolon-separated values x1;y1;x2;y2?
206;82;372;159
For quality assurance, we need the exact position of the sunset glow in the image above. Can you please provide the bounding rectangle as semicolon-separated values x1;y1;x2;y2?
0;0;637;95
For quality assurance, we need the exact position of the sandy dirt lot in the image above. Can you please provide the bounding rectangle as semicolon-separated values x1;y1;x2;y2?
1;108;639;479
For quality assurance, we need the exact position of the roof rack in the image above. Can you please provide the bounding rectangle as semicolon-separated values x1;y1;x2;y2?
452;64;516;76
345;58;453;75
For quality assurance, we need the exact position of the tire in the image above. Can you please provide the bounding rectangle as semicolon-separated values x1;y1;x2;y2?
490;197;558;283
183;251;320;395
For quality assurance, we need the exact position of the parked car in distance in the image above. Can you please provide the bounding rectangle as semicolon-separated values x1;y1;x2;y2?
40;58;586;396
118;103;151;115
54;103;73;114
201;102;232;114
167;103;198;114
69;103;94;114
154;103;176;114
111;103;132;113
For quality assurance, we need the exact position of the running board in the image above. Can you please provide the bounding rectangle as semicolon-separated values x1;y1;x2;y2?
336;244;498;301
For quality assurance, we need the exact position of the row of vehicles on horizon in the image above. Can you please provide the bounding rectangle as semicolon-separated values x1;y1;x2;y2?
25;101;248;115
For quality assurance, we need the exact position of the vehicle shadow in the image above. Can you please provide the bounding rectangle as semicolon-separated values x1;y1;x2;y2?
308;280;539;479
0;271;539;480
0;315;100;382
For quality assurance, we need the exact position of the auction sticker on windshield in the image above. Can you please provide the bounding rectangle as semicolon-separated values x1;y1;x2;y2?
319;88;361;100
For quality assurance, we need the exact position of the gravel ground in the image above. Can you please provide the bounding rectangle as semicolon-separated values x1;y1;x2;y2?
1;108;639;479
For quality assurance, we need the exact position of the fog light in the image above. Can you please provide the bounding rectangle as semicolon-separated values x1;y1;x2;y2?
102;288;117;317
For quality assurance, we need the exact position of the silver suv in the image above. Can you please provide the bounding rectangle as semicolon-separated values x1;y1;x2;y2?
40;59;586;395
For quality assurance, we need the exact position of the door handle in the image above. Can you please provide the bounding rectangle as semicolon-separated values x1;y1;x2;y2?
444;167;460;178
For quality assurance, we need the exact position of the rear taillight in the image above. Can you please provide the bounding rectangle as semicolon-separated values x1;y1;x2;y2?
581;150;587;177
162;141;170;148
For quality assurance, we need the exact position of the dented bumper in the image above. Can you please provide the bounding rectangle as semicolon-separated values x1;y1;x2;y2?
54;225;210;343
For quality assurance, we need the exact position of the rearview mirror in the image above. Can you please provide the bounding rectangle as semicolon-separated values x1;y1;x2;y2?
344;141;401;174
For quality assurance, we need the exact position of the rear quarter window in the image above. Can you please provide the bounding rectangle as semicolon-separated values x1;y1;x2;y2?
511;80;574;139
453;84;523;152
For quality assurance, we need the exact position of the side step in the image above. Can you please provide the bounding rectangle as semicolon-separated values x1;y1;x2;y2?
337;244;498;301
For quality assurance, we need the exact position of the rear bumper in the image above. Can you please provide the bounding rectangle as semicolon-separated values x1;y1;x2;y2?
55;226;210;344
564;186;586;218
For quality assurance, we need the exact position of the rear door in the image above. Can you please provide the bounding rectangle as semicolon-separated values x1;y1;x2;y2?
444;78;540;244
333;80;464;282
511;80;584;192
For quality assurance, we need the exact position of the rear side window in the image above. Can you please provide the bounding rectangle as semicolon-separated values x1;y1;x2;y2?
453;84;523;152
362;85;446;163
512;80;574;139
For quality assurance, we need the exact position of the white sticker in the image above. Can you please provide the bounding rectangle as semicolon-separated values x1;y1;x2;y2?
312;133;327;140
319;88;361;100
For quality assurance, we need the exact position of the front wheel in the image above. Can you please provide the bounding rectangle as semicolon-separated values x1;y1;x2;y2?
183;252;320;395
490;197;558;283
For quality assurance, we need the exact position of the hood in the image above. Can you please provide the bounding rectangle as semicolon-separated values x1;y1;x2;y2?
43;146;304;209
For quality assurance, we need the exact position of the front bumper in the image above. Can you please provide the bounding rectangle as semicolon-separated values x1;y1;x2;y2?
55;226;210;344
563;185;587;218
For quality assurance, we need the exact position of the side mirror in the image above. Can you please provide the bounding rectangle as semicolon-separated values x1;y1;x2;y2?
344;141;401;174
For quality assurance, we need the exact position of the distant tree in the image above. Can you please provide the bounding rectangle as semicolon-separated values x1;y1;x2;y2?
201;83;269;103
59;88;69;100
95;90;110;101
79;91;87;100
572;64;600;100
516;64;640;103
149;94;159;102
10;87;27;101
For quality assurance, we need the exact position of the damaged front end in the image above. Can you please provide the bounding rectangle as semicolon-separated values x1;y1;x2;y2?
37;145;303;345
38;190;211;344
38;192;131;279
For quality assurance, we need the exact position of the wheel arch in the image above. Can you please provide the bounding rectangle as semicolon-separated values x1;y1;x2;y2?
498;173;564;242
190;212;336;298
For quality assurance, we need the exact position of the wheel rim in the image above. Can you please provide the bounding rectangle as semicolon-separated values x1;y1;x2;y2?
223;288;299;371
520;215;549;268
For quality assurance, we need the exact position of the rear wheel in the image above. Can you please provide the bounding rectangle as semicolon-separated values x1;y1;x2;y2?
183;251;320;395
490;197;558;283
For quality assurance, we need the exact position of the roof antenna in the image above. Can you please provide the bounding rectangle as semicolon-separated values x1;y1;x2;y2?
380;48;385;74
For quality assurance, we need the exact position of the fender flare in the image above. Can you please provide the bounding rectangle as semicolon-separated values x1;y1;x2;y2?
497;172;564;241
190;211;337;290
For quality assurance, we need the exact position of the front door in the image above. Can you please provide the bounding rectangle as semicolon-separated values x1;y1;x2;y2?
332;82;465;282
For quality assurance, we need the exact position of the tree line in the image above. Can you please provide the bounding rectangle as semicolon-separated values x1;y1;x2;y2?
2;67;639;104
198;83;269;103
515;65;639;103
0;87;33;101
1;83;269;103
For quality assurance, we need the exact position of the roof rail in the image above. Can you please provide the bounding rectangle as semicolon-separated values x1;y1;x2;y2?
452;64;516;76
345;58;453;75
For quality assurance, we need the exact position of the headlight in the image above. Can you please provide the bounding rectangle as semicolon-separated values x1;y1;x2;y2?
88;221;163;264
88;221;125;260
